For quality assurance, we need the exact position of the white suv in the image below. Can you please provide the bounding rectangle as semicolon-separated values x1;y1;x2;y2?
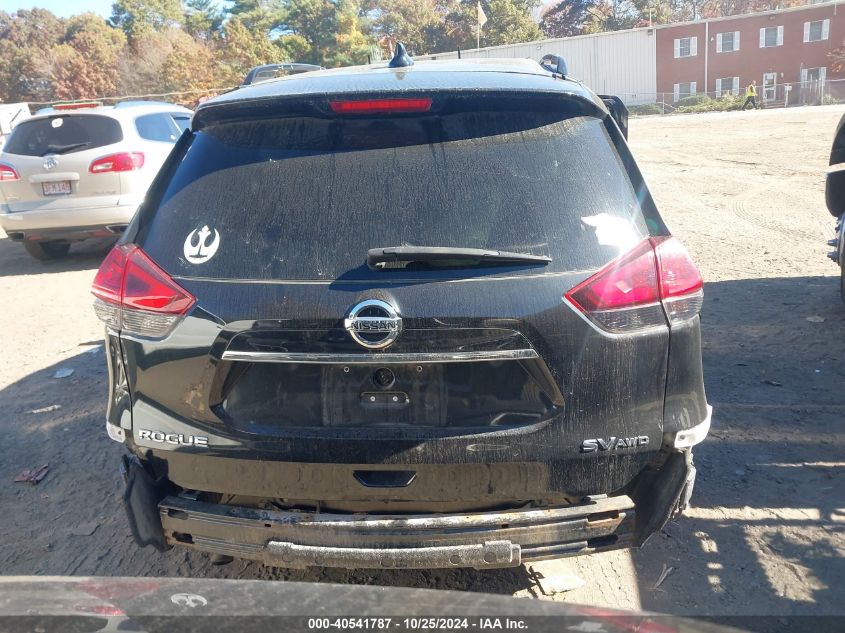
0;101;192;260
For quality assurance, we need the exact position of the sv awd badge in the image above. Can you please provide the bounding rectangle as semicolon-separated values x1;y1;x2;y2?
138;429;208;447
580;435;649;453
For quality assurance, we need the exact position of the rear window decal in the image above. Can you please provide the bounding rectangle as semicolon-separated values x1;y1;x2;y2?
183;225;220;264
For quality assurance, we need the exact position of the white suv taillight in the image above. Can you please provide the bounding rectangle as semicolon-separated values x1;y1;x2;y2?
89;152;144;173
91;244;195;337
564;237;703;333
0;163;20;181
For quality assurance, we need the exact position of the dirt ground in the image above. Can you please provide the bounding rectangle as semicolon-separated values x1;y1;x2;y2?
1;105;843;630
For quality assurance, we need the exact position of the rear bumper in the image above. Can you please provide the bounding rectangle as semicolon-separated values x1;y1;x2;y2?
121;449;696;569
0;203;137;236
159;493;637;569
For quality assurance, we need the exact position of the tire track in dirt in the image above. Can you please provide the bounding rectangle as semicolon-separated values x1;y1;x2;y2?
729;194;823;243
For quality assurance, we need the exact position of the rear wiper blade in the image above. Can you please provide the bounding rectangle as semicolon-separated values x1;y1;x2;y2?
367;246;551;270
41;142;90;156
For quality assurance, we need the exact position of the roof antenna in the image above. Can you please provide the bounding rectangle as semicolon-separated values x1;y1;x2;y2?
389;42;414;68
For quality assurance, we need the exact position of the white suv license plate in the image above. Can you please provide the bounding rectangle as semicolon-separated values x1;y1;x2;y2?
42;181;72;196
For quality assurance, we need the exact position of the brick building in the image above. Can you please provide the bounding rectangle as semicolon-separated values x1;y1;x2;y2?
657;2;843;104
416;1;844;106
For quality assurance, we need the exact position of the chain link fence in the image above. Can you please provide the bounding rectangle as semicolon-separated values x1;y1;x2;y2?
622;78;844;116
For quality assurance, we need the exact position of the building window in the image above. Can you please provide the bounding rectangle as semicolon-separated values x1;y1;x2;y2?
673;36;698;58
804;19;830;42
673;81;697;101
716;31;740;53
716;77;739;95
759;26;783;48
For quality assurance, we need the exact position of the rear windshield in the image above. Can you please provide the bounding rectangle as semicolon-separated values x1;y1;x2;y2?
142;109;647;280
4;114;123;157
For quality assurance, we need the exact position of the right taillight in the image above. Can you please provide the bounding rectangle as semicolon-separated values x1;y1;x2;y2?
89;152;144;173
652;235;704;324
565;236;703;333
92;244;195;337
0;163;20;181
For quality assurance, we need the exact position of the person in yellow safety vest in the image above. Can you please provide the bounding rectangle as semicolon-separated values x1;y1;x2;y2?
742;81;758;110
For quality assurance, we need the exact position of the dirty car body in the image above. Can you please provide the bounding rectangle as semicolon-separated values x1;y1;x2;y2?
94;56;711;570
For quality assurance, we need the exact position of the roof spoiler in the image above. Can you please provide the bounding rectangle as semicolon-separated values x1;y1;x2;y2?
539;54;567;77
598;94;629;140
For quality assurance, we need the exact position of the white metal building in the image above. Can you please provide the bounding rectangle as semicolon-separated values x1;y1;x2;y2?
416;28;658;104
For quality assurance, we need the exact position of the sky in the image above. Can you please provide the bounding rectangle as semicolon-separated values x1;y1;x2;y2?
0;0;555;21
0;0;113;17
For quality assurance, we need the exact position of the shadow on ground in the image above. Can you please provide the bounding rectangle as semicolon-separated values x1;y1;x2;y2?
0;275;842;627
632;274;845;629
0;234;114;278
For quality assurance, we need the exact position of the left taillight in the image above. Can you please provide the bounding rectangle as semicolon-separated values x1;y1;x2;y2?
92;244;195;337
0;163;20;181
565;236;703;333
89;152;144;174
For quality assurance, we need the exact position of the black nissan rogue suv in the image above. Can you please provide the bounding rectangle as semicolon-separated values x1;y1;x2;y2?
93;49;711;570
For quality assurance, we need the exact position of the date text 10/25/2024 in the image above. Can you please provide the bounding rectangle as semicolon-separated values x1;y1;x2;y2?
307;618;529;630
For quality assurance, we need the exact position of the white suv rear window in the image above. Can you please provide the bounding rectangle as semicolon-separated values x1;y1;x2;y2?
4;115;122;157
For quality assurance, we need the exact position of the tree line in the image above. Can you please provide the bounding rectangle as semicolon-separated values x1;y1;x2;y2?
0;0;810;105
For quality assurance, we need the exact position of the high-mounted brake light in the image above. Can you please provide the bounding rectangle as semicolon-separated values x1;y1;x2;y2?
0;163;19;181
329;98;433;114
89;152;144;174
565;236;703;333
92;244;195;337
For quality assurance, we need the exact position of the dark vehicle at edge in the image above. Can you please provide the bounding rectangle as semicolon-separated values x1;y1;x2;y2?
241;62;324;87
92;47;711;570
826;111;845;302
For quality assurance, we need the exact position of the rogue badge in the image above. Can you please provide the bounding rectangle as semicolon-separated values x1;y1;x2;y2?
138;429;208;447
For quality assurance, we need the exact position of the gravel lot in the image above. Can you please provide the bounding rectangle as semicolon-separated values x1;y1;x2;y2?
0;105;843;629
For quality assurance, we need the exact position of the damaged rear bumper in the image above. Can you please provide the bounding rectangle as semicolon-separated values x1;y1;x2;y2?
122;448;695;570
159;493;636;569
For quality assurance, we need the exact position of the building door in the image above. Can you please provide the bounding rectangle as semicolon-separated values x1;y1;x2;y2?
763;72;777;102
801;67;827;104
